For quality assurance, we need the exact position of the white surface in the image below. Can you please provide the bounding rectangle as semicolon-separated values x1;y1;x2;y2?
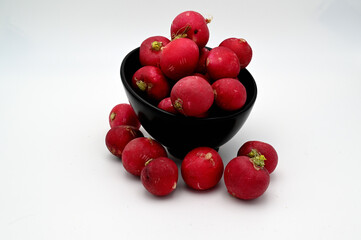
1;0;361;239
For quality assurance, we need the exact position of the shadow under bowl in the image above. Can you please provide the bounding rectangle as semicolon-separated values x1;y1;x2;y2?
120;47;257;159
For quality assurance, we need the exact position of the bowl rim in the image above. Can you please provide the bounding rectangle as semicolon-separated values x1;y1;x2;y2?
120;47;258;121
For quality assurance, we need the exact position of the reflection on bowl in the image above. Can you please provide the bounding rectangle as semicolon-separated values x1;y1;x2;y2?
120;47;257;158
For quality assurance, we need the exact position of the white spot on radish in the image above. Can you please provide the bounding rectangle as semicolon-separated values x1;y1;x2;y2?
213;89;217;99
172;182;177;189
205;152;212;159
179;57;188;65
168;65;175;72
204;152;215;166
147;83;153;91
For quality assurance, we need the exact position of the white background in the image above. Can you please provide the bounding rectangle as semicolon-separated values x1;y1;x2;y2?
1;0;361;239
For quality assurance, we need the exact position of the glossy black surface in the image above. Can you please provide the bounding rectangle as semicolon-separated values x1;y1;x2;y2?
120;47;257;158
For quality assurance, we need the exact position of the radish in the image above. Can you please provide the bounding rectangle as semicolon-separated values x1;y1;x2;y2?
170;75;214;117
206;46;240;80
105;125;143;158
170;10;211;48
141;157;178;196
157;97;178;114
181;147;223;190
109;103;141;129
237;141;278;174
132;66;170;102
219;38;253;69
139;36;170;67
224;156;270;200
212;78;247;111
122;137;168;176
159;38;199;81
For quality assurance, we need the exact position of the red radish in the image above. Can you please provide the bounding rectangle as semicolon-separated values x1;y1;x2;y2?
212;78;247;111
224;156;270;200
105;125;143;158
159;38;199;81
195;47;210;74
219;38;253;69
170;10;210;48
181;147;223;190
206;46;240;80
237;141;278;174
132;66;170;101
157;97;178;114
122;137;167;176
139;36;171;67
109;103;141;129
170;76;214;117
141;157;178;196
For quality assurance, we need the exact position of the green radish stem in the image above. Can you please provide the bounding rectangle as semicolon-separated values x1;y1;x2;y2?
110;112;116;121
248;149;266;170
151;41;163;51
172;25;191;40
173;98;183;112
145;158;153;166
136;80;147;91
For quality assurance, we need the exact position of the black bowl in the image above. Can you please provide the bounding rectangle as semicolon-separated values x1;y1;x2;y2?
120;47;257;158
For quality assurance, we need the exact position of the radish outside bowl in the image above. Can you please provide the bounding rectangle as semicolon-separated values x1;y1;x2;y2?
120;47;257;159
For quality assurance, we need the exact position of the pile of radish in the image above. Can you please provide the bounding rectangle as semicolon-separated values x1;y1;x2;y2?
105;11;278;200
133;10;252;117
